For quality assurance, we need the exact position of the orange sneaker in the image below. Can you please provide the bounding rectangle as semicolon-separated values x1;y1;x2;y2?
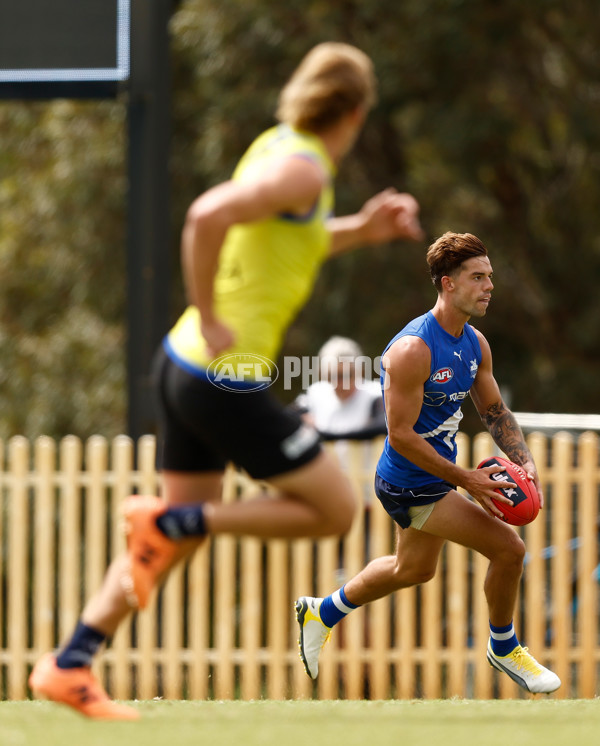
121;495;178;610
29;653;139;720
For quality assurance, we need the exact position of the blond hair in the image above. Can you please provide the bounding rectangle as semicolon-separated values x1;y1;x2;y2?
276;42;377;132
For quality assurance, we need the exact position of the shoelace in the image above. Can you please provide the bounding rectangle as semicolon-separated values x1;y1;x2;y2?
510;646;542;676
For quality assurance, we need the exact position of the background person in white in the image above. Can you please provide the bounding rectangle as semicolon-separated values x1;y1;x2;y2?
295;336;386;441
295;335;386;579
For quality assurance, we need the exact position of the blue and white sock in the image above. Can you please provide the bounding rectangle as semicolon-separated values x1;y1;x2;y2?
319;585;360;628
489;621;519;656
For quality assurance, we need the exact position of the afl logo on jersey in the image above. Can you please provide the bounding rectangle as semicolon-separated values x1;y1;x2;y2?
431;367;454;384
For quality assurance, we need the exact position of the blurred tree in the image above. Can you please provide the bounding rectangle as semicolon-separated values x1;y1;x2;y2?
1;0;599;440
172;0;600;419
0;100;127;439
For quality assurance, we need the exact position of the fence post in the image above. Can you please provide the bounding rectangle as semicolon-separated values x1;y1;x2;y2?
109;435;134;699
32;436;57;661
163;561;185;699
135;435;160;700
315;535;338;699
339;441;367;699
240;534;263;699
369;497;392;699
421;551;443;698
58;436;82;645
213;466;238;699
446;537;469;696
523;433;548;665
446;432;471;697
551;433;574;697
187;531;211;700
471;432;495;698
7;436;29;700
577;431;599;697
266;539;289;699
85;436;108;609
289;537;314;700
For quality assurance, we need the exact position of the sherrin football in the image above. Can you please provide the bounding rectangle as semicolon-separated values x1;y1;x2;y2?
477;456;540;526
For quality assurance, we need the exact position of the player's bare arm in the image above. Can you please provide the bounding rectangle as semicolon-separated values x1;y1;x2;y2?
383;338;509;516
470;330;544;507
181;157;325;355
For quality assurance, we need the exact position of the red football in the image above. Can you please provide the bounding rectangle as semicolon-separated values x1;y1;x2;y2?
477;456;540;526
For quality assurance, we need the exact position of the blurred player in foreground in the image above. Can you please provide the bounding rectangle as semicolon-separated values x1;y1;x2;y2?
296;231;561;695
29;42;423;718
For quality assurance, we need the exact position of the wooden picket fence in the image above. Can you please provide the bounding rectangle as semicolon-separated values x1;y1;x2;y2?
0;430;599;701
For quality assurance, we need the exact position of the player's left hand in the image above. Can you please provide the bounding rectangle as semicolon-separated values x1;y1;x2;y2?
520;459;545;509
359;188;424;244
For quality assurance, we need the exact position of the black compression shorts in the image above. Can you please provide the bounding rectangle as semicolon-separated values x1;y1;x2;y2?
152;345;322;480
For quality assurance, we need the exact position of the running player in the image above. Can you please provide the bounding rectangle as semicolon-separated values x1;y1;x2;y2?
295;231;561;695
29;42;423;718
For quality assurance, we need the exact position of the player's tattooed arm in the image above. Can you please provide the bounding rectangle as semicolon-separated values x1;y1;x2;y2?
480;401;533;467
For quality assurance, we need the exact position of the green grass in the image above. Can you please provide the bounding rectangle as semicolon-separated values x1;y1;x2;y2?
1;699;600;746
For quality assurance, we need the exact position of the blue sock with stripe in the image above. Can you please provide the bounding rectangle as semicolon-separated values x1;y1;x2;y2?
55;621;106;669
489;621;519;656
319;585;360;628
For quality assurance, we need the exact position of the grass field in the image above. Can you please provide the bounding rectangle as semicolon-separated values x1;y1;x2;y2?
2;698;599;746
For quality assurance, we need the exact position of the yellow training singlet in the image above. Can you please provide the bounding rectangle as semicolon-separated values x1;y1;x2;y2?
166;125;336;375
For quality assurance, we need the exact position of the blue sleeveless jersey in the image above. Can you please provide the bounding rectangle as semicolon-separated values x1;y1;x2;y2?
376;311;482;489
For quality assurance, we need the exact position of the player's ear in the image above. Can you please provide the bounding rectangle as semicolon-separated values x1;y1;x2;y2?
441;275;454;291
348;105;366;126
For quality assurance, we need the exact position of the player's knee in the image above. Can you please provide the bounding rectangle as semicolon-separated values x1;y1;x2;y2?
511;535;527;567
321;491;356;536
325;503;355;536
497;532;526;571
391;561;436;588
407;566;436;585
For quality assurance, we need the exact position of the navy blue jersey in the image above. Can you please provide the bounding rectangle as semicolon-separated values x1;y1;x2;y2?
376;311;482;489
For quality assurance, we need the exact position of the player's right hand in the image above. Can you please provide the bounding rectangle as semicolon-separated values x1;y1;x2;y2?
465;465;517;519
201;318;236;358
